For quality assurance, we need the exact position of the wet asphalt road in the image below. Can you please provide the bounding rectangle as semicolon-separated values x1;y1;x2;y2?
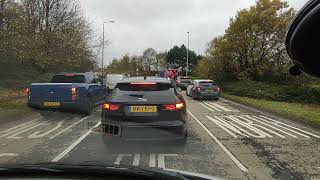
0;93;319;180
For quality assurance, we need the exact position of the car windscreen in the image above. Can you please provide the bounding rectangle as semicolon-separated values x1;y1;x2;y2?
116;83;172;91
179;78;191;83
50;75;85;83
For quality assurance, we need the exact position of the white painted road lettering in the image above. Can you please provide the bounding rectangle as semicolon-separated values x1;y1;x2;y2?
0;119;40;138
0;153;18;157
0;116;91;139
28;121;64;139
7;121;48;139
50;116;90;139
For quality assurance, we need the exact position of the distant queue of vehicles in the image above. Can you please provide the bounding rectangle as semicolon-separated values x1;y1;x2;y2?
26;72;219;143
26;74;187;143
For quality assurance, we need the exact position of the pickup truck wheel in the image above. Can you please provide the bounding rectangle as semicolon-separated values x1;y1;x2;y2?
83;99;93;115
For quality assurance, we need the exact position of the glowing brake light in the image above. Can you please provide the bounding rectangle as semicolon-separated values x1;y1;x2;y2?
71;87;77;95
25;87;30;94
65;73;75;76
71;87;78;101
103;103;121;111
164;102;185;111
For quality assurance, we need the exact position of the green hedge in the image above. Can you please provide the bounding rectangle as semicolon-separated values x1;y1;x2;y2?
222;81;320;104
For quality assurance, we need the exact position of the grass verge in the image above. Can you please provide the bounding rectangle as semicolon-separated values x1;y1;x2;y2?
0;88;31;119
223;93;320;128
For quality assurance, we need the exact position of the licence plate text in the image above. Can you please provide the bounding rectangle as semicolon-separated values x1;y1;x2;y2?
130;106;157;113
44;102;60;107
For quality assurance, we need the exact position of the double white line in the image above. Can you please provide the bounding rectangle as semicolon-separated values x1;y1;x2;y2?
200;102;231;112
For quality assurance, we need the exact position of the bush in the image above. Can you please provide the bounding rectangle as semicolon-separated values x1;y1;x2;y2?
222;80;320;104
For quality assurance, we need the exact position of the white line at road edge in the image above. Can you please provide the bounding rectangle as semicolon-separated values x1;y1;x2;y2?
51;121;101;162
187;110;248;172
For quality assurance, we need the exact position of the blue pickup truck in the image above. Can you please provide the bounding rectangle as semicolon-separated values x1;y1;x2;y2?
27;72;108;114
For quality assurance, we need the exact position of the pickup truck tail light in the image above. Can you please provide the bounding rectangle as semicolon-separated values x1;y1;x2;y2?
71;87;78;101
25;88;31;99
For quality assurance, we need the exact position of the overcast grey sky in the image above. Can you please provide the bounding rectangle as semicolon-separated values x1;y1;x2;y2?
80;0;307;65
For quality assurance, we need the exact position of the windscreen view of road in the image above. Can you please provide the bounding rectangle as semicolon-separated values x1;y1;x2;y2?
0;0;320;180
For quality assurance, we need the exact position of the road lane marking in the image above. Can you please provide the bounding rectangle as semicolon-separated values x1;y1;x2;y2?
208;103;232;112
51;121;101;162
187;110;248;172
259;115;320;138
133;154;140;166
200;102;220;112
0;153;18;157
158;154;178;169
203;102;223;111
49;116;90;139
207;116;246;138
226;116;270;138
149;154;156;167
6;121;48;139
28;121;64;139
243;116;298;138
250;116;310;138
207;114;318;139
0;119;40;138
236;116;285;138
114;154;131;165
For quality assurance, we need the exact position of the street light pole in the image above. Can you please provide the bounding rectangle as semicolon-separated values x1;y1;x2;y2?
102;23;105;77
186;32;190;77
101;20;115;79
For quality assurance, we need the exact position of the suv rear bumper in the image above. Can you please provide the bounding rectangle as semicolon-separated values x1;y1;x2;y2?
101;118;187;141
195;92;220;98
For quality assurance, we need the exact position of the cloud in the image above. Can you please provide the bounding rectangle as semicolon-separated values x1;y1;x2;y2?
80;0;308;65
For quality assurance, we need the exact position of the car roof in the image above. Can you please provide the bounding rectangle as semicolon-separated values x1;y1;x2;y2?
119;76;171;84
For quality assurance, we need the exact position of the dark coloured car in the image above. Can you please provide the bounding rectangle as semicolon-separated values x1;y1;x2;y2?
101;76;187;143
176;76;192;89
186;80;221;100
27;72;107;114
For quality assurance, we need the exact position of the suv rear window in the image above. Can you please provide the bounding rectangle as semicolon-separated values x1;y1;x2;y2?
51;75;85;83
116;83;172;91
199;81;216;86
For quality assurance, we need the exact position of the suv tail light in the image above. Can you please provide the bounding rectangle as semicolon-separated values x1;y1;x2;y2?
103;103;121;111
213;87;220;92
163;102;185;111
